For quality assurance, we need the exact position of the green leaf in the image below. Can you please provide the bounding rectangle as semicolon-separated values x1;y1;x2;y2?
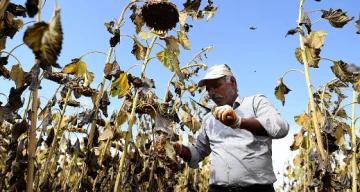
156;48;185;83
61;59;87;77
295;47;320;68
111;72;130;98
177;30;190;50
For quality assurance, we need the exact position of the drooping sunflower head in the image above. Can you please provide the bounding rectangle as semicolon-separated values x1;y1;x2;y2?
140;0;179;33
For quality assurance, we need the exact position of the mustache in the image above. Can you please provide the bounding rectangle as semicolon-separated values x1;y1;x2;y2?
211;94;223;100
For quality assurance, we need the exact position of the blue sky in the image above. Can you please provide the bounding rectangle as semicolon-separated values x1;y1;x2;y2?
2;0;360;190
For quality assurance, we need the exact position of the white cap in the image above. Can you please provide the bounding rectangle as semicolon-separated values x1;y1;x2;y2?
198;64;233;87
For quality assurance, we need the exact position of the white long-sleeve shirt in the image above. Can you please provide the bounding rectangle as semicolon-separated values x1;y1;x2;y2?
188;94;289;187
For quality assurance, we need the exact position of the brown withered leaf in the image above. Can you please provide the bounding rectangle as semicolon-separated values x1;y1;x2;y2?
84;150;102;179
78;109;96;128
290;129;304;151
295;47;321;68
330;60;355;83
105;60;121;80
104;21;115;34
285;27;304;37
10;64;28;88
11;119;29;140
0;65;10;79
6;3;27;17
110;28;120;47
99;91;110;118
25;61;41;91
164;35;179;52
355;13;360;34
183;0;201;13
321;8;355;28
299;12;311;33
0;55;9;66
177;29;190;50
44;128;54;148
131;36;147;60
0;12;21;39
0;36;6;50
274;79;291;106
25;0;39;17
23;8;63;69
306;30;327;49
133;14;145;34
138;77;155;94
7;85;28;110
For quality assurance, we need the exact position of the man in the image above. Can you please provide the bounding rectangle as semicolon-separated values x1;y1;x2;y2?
173;64;289;192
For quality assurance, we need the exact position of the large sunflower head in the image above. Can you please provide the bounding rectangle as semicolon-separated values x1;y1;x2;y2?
140;0;179;33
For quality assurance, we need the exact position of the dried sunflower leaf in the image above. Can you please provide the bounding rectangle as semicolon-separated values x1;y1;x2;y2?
355;13;360;34
285;27;304;37
274;79;291;106
10;64;28;88
131;36;147;60
177;29;190;50
321;8;355;28
25;0;39;17
295;47;320;68
300;12;311;33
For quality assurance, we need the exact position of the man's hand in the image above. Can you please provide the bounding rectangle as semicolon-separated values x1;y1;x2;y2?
213;105;242;128
172;142;183;156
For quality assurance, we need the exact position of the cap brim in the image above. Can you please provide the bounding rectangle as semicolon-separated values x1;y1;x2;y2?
198;75;225;87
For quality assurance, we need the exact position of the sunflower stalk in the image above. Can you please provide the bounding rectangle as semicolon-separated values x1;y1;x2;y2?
113;35;157;192
297;0;326;161
26;1;42;191
39;88;72;184
351;91;357;192
87;0;137;149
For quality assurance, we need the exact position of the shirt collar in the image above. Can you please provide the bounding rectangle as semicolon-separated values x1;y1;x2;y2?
232;95;243;109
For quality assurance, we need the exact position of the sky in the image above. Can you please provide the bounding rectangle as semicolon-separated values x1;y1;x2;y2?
2;0;360;190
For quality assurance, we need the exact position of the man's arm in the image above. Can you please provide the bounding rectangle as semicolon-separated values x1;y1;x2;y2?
238;118;269;136
251;94;289;138
174;121;212;168
215;94;289;138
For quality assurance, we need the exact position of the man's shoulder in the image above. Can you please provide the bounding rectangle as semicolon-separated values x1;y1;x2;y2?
242;94;267;101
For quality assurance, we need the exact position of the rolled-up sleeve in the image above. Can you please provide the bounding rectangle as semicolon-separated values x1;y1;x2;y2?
188;121;212;168
253;94;289;139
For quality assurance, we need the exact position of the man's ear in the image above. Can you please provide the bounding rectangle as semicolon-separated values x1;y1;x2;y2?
230;76;237;87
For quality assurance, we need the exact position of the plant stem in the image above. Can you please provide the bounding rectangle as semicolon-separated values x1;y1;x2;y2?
280;69;305;79
39;88;72;184
113;35;157;192
351;91;357;192
26;1;41;191
163;63;207;102
87;0;137;149
297;0;326;161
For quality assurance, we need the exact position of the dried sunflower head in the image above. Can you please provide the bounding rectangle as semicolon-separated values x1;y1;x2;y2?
140;0;179;33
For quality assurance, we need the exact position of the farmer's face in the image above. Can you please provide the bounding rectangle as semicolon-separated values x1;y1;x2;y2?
205;76;237;106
